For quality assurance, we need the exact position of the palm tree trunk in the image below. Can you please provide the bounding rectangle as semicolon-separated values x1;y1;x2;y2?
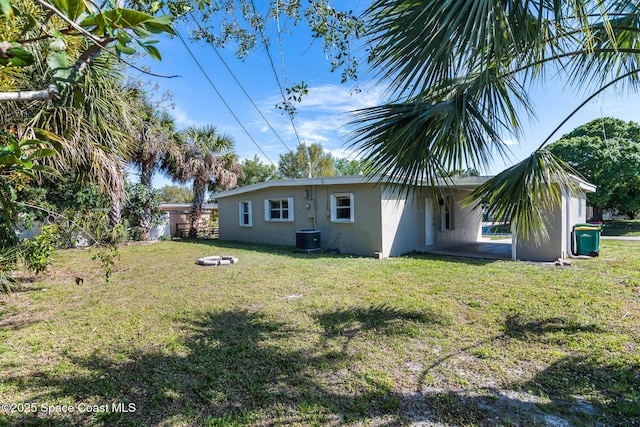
190;178;206;238
108;191;123;243
139;158;155;241
140;208;151;241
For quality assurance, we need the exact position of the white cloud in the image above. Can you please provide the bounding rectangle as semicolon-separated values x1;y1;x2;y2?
170;104;199;127
327;147;361;160
248;82;386;157
296;83;387;113
502;138;519;146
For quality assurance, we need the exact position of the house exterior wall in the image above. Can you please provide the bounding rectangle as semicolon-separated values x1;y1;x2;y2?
432;189;483;248
515;190;588;262
381;187;424;257
217;176;592;260
515;205;563;262
218;183;384;256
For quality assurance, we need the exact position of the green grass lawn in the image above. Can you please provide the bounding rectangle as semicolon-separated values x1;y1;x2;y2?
602;219;640;237
1;240;639;426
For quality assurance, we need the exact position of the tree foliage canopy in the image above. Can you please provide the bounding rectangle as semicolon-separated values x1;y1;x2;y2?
0;0;175;99
278;143;335;179
158;185;194;203
237;155;278;187
548;117;640;218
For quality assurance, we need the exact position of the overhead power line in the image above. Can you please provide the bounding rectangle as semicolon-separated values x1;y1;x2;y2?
174;28;275;164
249;0;305;148
188;12;293;154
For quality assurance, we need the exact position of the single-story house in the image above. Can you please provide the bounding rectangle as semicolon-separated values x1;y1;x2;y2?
215;175;595;261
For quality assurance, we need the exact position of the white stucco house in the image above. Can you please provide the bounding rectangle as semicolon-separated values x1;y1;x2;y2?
214;175;596;261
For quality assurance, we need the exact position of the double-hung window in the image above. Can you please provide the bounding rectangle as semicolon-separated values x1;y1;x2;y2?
264;198;294;222
330;193;354;223
239;201;252;227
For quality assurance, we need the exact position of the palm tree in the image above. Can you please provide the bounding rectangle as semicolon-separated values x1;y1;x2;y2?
168;125;241;238
129;97;181;240
0;38;139;243
31;50;136;242
350;0;640;243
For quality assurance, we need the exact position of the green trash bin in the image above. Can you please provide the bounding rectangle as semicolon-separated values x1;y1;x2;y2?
573;223;601;256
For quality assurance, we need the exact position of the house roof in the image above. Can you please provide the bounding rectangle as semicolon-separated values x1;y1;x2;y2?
159;203;218;211
214;174;494;199
571;175;597;193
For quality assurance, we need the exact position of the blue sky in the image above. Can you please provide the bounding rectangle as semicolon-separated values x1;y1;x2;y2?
131;5;640;189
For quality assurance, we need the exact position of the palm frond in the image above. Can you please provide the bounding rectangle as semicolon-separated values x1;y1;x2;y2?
564;10;640;92
348;72;529;191
365;0;600;98
465;149;582;244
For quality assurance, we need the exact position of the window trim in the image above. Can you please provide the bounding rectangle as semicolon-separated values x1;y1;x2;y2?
441;194;455;231
330;193;354;223
239;200;252;227
264;197;294;222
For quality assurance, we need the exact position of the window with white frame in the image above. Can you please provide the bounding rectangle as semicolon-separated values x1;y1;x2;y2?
264;197;294;222
330;193;354;222
441;195;454;231
239;201;252;226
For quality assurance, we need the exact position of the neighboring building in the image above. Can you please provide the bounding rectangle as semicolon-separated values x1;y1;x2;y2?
215;175;595;261
157;203;218;238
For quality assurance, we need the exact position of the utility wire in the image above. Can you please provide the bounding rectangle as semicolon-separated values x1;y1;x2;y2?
187;11;293;154
250;0;305;148
174;27;275;164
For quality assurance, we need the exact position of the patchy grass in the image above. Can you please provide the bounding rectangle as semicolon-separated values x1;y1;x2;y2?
602;219;640;237
1;240;639;426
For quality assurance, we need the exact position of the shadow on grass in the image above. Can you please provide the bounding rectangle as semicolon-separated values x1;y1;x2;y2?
172;238;367;260
503;314;607;339
399;250;503;266
3;307;438;426
3;309;638;426
415;314;639;426
315;304;446;336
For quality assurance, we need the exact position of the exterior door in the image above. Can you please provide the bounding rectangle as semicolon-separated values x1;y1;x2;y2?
425;198;436;246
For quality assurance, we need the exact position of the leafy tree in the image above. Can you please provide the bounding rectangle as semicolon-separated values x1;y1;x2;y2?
349;0;640;242
0;130;57;230
278;143;335;179
237;155;278;187
0;0;175;241
334;158;370;176
157;185;194;203
0;0;176;290
21;224;58;275
123;183;164;241
130;0;362;115
548;118;640;219
15;175;113;248
166;125;241;238
0;0;175;101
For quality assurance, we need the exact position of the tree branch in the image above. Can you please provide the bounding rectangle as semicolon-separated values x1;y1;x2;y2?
34;0;108;46
0;84;59;102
